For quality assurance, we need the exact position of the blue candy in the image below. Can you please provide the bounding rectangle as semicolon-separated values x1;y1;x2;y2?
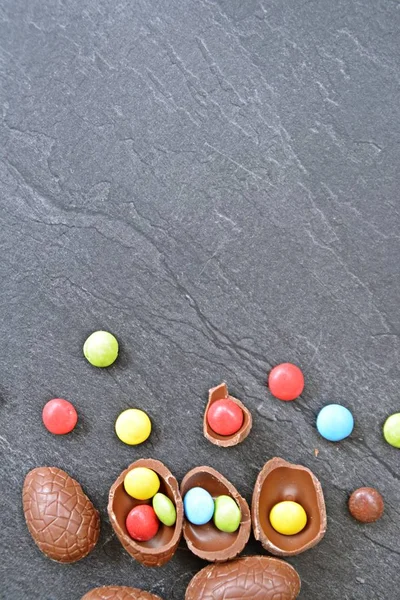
316;404;354;442
184;487;214;525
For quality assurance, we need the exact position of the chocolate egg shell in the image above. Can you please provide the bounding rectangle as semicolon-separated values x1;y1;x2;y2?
108;458;183;567
252;457;327;556
22;466;100;563
204;383;252;447
81;586;164;600
185;555;301;600
180;466;251;562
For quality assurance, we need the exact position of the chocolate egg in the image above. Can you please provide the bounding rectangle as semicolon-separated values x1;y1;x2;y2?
204;383;252;447
22;466;100;563
252;457;327;556
108;459;183;567
185;556;301;600
181;466;251;562
81;586;164;600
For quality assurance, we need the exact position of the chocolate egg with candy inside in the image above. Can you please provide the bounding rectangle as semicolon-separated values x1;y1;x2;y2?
108;459;183;567
23;467;100;563
185;556;301;600
204;383;252;447
252;457;327;556
181;466;250;562
81;587;164;600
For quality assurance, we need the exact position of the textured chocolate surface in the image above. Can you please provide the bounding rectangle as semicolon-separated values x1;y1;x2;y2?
252;458;326;556
81;586;164;600
22;467;100;563
185;556;301;600
204;383;252;447
108;459;183;567
181;466;250;561
348;487;384;523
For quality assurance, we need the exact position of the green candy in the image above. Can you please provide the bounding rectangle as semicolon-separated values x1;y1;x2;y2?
383;413;400;448
153;493;177;526
83;331;119;367
213;495;241;533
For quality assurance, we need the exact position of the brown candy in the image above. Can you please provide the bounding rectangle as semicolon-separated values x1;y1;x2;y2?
348;487;384;523
185;555;301;600
204;383;252;447
108;458;183;567
81;586;164;600
22;466;100;563
252;457;327;556
180;466;251;562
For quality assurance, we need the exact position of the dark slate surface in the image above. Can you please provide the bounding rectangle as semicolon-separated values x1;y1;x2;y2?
1;0;399;598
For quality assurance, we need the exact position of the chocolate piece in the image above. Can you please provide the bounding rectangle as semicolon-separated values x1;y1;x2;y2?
180;466;251;562
252;457;327;556
108;459;183;567
204;383;252;447
81;586;164;600
22;466;100;563
348;487;384;523
185;556;301;600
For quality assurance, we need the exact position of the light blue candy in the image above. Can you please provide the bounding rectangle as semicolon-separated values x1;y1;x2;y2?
316;404;354;442
184;487;215;525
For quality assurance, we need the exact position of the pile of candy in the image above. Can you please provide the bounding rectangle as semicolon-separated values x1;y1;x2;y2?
123;467;177;542
22;328;399;600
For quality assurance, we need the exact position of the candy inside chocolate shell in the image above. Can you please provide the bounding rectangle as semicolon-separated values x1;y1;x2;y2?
252;457;327;556
185;555;301;600
81;586;164;600
108;459;183;567
204;383;252;447
180;466;251;562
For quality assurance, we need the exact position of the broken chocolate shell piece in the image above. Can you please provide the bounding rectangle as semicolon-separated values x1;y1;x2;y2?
81;587;164;600
204;382;252;447
185;555;301;600
252;457;327;556
181;466;251;562
108;459;183;567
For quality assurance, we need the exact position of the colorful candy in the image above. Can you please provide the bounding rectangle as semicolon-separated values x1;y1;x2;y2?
42;398;78;435
316;404;354;441
152;493;177;526
268;363;304;401
184;487;215;525
383;413;400;448
207;399;244;436
83;330;119;367
125;505;159;542
124;467;160;500
213;495;241;533
115;408;151;445
269;501;307;535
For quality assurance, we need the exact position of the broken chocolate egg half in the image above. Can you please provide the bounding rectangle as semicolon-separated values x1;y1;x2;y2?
252;457;327;556
108;458;183;567
181;466;251;562
185;555;301;600
81;587;164;600
204;382;252;447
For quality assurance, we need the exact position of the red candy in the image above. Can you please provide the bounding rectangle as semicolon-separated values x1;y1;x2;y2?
268;363;304;401
207;398;244;436
42;398;78;434
126;505;159;542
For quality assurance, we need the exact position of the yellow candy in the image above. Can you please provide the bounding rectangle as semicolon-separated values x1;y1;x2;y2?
124;467;160;500
115;408;151;445
269;501;307;535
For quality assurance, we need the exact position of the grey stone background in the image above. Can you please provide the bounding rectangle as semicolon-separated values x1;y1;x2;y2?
0;0;399;598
